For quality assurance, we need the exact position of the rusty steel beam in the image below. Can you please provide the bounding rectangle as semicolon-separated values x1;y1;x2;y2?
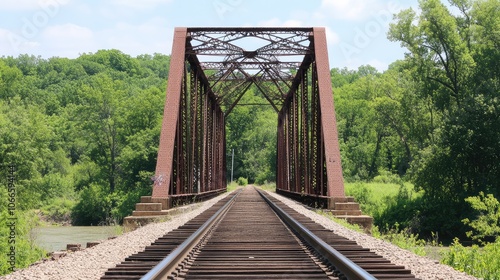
153;27;227;200
152;28;188;198
313;27;345;198
275;27;345;201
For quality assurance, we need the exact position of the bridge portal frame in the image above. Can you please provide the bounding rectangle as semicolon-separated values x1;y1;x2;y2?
151;27;345;209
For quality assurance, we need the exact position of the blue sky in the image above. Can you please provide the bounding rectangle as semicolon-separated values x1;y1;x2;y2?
0;0;419;71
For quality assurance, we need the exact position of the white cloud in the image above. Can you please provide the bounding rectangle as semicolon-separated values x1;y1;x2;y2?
98;17;172;55
42;23;93;40
257;18;304;27
40;23;95;57
110;0;173;10
0;28;41;56
367;58;388;71
325;26;340;45
320;0;380;20
0;0;44;10
0;0;69;11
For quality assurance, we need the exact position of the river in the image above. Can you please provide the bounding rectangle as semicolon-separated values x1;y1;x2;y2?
32;226;121;252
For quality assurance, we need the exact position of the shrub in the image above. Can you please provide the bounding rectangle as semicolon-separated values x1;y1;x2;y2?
41;198;75;224
227;181;239;192
462;192;500;243
71;184;112;225
372;224;427;256
110;187;150;224
0;210;46;275
372;169;403;184
442;238;500;279
236;177;248;186
347;183;372;206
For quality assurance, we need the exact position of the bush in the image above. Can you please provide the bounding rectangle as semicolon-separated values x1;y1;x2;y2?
347;183;372;206
372;169;403;184
442;238;500;279
227;181;238;192
41;198;75;224
236;177;248;186
258;182;276;192
462;192;500;243
0;210;46;275
71;184;113;225
110;187;150;223
373;185;424;235
372;224;427;256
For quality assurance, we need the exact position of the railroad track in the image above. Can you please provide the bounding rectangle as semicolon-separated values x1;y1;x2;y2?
102;187;418;280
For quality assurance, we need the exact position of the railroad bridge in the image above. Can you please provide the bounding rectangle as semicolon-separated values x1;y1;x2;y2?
125;27;371;228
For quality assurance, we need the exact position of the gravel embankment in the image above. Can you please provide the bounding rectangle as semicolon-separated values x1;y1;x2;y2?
2;188;477;280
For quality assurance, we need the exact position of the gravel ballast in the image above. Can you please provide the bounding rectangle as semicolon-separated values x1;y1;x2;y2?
2;188;477;280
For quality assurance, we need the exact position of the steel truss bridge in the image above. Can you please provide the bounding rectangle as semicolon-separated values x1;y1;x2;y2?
132;27;358;217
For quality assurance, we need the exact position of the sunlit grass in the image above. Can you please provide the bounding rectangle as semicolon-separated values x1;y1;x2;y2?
345;182;421;202
344;181;422;217
442;238;500;279
255;182;276;192
226;181;239;192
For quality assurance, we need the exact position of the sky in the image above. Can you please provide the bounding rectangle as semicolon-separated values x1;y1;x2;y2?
0;0;419;71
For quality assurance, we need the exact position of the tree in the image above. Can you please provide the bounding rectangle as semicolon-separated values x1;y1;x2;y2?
388;0;500;238
225;87;278;183
463;192;500;243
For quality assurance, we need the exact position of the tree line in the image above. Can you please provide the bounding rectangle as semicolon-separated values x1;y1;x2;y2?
0;50;170;225
334;0;499;240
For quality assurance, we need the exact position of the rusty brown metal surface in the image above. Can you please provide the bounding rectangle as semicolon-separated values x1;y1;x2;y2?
312;27;345;198
276;27;345;202
152;27;188;198
152;28;227;200
152;27;345;205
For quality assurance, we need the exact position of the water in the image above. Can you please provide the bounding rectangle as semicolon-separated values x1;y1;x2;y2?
32;226;121;252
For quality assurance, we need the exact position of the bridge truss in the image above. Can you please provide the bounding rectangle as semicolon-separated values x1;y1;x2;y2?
152;27;345;208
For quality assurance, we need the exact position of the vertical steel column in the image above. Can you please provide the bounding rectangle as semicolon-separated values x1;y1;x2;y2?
153;28;188;198
300;68;309;194
153;28;227;199
313;27;345;198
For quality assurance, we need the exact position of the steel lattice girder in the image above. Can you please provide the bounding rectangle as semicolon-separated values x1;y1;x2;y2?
152;27;345;202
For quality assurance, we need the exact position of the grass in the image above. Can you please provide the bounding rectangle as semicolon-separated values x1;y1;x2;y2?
345;181;500;279
441;238;500;279
256;182;276;192
226;181;240;192
40;197;76;225
344;181;441;257
344;181;422;217
345;182;420;204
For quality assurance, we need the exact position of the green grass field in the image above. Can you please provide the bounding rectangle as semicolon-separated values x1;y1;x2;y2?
345;181;420;203
344;181;422;217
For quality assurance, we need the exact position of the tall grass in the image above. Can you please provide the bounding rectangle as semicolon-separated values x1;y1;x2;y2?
442;238;500;279
346;180;500;279
344;181;421;218
0;210;46;275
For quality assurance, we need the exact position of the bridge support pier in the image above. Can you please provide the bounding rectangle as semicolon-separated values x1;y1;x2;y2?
124;190;226;231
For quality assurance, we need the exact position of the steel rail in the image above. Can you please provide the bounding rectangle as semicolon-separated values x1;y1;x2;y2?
140;190;241;280
257;189;377;280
